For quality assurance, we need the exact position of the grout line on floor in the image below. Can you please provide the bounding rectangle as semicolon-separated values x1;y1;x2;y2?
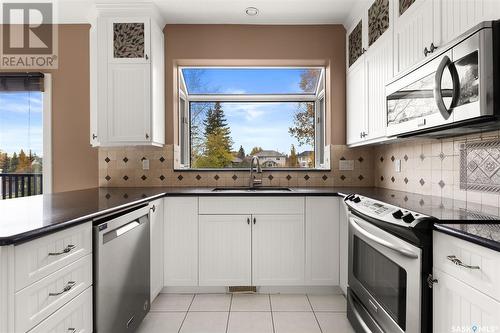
306;294;324;333
177;294;195;333
269;294;276;333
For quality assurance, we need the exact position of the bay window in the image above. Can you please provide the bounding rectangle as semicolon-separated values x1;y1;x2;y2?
178;67;327;170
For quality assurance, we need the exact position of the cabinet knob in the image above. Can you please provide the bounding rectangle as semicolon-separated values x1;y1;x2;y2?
150;205;156;213
430;43;438;53
253;217;256;225
424;47;429;57
92;133;97;140
145;54;149;60
247;217;250;225
145;133;150;139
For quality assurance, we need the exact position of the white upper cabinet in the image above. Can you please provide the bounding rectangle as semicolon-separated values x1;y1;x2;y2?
346;57;367;146
90;5;165;147
393;0;434;75
346;0;392;146
365;32;392;141
435;0;500;47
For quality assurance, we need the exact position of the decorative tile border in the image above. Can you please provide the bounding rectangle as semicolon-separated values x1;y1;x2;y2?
460;139;500;193
399;0;416;16
98;145;375;188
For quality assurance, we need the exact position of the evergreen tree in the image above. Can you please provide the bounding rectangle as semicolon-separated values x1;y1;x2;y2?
0;152;10;173
9;152;19;172
18;149;32;172
237;146;245;160
203;102;232;151
289;145;298;167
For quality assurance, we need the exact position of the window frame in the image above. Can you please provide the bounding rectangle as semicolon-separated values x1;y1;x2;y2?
177;66;328;171
43;74;52;193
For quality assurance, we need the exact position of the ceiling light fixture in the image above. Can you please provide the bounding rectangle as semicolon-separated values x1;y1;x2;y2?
245;7;259;16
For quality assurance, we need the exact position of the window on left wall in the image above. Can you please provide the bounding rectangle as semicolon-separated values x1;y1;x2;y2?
0;73;51;199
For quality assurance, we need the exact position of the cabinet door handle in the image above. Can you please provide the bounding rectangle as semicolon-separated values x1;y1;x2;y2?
150;205;155;213
145;133;150;139
424;47;429;57
49;281;76;296
48;244;76;256
247;217;250;225
446;255;480;270
145;54;149;60
92;134;97;140
253;217;256;225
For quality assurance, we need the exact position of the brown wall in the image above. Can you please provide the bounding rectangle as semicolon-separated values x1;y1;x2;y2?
1;24;97;193
164;24;347;145
49;25;97;192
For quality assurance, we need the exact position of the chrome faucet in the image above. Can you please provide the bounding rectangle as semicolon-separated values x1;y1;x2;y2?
249;156;262;188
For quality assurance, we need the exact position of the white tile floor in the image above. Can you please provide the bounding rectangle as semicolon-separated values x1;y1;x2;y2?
137;293;356;333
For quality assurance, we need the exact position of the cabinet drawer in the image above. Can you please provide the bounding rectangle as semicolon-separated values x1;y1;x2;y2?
15;254;92;333
28;287;92;333
15;223;92;291
199;197;304;215
433;231;500;302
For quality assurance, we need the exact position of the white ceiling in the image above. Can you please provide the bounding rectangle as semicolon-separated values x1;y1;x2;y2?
55;0;369;25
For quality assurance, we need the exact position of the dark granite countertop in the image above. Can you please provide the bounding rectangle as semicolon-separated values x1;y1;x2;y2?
1;186;499;249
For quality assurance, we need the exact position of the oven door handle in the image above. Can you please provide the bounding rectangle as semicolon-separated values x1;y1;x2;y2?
349;217;419;259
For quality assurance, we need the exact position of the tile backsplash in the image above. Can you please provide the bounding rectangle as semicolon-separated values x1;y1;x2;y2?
374;130;500;206
98;145;375;188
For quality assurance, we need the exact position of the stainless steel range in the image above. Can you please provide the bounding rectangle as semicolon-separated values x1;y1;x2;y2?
344;194;436;333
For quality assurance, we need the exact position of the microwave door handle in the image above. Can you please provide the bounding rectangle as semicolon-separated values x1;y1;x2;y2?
434;55;459;120
349;217;419;259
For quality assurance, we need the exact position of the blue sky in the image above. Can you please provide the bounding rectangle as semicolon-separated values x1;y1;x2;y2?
184;68;318;154
0;92;43;156
182;68;320;94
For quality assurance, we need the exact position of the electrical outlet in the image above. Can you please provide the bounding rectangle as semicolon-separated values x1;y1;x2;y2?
142;159;150;170
339;160;354;171
395;159;401;173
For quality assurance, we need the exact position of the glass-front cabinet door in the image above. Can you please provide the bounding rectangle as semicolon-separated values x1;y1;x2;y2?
109;18;150;63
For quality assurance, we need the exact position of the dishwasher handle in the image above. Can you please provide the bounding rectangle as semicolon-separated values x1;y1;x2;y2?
102;220;143;244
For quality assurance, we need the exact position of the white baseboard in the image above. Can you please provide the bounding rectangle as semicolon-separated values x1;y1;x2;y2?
161;285;341;295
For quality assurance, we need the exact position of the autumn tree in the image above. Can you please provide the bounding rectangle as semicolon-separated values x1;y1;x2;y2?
288;145;298;167
288;69;317;146
250;147;263;155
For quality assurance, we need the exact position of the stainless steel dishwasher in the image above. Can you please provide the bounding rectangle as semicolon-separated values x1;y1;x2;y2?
93;204;151;333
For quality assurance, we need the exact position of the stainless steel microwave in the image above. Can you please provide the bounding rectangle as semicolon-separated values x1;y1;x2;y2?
386;21;500;138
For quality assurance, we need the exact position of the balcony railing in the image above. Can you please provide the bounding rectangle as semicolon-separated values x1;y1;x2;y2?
0;173;43;199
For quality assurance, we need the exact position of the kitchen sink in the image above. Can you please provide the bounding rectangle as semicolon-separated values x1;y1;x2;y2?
212;186;292;192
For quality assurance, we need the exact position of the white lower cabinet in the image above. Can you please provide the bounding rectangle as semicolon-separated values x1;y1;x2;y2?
252;214;305;286
164;197;198;286
433;268;500;333
15;255;92;333
305;197;340;286
339;201;349;295
199;215;252;286
150;198;164;301
433;231;500;332
28;287;92;333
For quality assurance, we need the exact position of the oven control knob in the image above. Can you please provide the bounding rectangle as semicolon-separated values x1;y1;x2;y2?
352;196;361;203
402;213;415;223
392;210;404;219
